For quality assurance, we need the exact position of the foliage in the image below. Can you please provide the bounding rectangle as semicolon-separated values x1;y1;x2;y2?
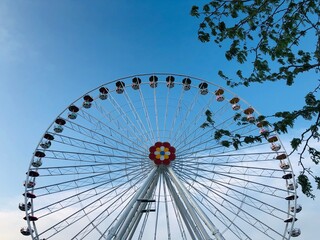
191;0;320;86
298;174;315;198
192;0;320;197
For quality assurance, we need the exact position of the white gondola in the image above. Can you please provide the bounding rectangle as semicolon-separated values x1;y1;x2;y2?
68;112;77;119
149;75;158;88
216;95;224;101
182;78;191;90
284;216;297;223
244;107;255;122
257;121;269;136
247;115;255;122
215;89;225;102
83;95;93;108
287;182;298;190
285;194;298;201
20;227;33;236
40;133;53;149
19;202;31;211
276;153;287;160
282;173;293;179
23;215;38;221
116;81;125;94
132;77;141;90
53;118;66;133
32;159;42;167
32;150;45;167
271;143;281;151
166;76;175;88
68;105;79;119
230;97;240;110
199;82;208;95
291;204;302;213
34;151;45;160
259;127;269;136
24;181;36;188
232;104;240;110
268;135;282;151
40;140;51;149
99;87;109;100
54;125;63;133
83;100;92;108
27;170;39;177
280;162;290;170
289;228;301;237
268;135;278;142
23;192;36;199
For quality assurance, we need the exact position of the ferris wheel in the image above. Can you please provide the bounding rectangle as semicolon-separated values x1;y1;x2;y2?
20;73;302;239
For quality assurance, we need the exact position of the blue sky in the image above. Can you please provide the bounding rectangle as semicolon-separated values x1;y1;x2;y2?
0;0;319;239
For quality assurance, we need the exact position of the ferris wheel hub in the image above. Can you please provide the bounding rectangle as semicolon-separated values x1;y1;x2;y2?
149;142;176;165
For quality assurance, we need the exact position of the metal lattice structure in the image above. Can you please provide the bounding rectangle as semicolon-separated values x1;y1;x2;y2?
21;73;301;239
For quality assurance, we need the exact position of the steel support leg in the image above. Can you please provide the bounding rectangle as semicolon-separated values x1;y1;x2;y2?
167;167;225;240
107;168;159;240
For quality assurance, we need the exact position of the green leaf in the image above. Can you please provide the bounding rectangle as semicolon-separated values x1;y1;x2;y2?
315;177;320;189
298;174;315;199
199;22;206;29
200;123;209;129
190;6;200;17
244;136;254;143
221;140;231;148
205;109;212;117
232;138;241;150
233;113;242;121
198;31;210;42
291;138;302;150
218;21;226;31
203;4;210;13
309;147;320;164
305;92;317;106
206;116;214;124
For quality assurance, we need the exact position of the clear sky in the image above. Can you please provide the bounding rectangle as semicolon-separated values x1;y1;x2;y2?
0;0;319;239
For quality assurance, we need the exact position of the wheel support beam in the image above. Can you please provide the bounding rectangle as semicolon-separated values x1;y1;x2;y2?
167;167;225;240
106;168;159;240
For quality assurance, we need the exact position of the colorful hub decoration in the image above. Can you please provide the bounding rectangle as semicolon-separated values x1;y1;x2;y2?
149;142;176;165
